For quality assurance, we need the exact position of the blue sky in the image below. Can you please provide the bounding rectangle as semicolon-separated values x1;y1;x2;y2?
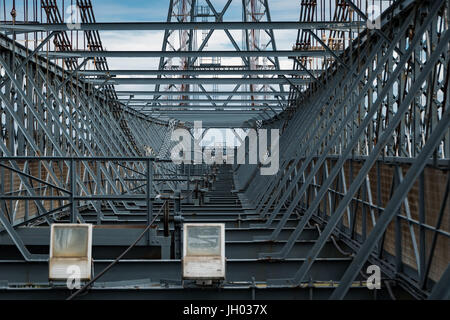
80;0;301;106
0;1;389;139
89;0;301;52
89;0;300;22
1;0;303;66
82;0;301;137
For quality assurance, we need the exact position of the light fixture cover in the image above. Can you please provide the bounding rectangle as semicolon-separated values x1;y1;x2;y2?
49;223;93;281
182;223;225;280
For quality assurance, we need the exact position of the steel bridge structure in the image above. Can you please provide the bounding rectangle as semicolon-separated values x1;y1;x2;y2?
0;0;448;300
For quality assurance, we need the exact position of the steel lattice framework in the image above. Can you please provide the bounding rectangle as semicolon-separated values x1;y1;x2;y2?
0;0;448;300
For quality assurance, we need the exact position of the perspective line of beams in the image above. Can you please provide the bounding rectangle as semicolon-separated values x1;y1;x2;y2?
86;78;308;85
127;105;285;109
120;99;284;103
136;110;284;113
0;21;365;32
78;70;321;76
115;91;290;96
41;50;340;58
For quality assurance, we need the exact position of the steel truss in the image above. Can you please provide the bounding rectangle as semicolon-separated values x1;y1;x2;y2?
235;0;449;299
0;1;183;258
0;0;448;300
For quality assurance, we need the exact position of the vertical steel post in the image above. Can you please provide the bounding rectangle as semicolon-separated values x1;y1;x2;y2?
70;158;77;223
146;158;153;245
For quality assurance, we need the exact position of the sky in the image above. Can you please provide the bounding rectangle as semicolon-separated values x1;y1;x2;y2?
0;0;307;145
88;0;301;22
0;0;389;145
90;0;301;83
87;0;300;145
86;0;301;140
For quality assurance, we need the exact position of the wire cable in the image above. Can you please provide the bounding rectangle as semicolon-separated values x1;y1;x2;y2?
66;200;168;300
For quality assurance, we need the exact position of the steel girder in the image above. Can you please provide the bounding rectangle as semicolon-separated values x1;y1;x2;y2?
116;91;291;96
42;50;340;59
0;0;448;300
84;78;307;85
234;0;449;299
78;69;321;76
0;21;366;32
147;0;292;125
0;21;182;258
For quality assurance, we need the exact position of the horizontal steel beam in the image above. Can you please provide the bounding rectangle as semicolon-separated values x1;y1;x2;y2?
0;285;391;300
0;258;353;283
138;107;283;111
0;227;319;243
42;50;340;59
0;240;345;260
116;91;290;96
79;69;320;76
122;99;283;104
137;109;283;112
140;110;272;114
0;156;172;161
0;21;365;32
130;108;282;112
88;78;306;85
132;107;283;111
151;116;263;125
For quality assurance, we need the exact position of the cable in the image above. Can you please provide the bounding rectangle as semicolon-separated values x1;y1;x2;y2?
314;223;353;256
330;234;353;257
384;280;397;300
66;200;168;300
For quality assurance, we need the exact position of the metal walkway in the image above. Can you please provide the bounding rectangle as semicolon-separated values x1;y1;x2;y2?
0;165;414;299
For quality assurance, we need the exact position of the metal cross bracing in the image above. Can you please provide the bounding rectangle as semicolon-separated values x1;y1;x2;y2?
0;162;412;300
0;1;365;126
48;0;183;193
0;21;368;32
147;0;288;123
0;0;448;300
0;3;369;126
234;0;449;299
42;0;152;156
282;0;410;125
0;0;183;252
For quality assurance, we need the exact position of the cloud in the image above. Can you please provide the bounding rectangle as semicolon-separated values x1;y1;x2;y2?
77;0;300;121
